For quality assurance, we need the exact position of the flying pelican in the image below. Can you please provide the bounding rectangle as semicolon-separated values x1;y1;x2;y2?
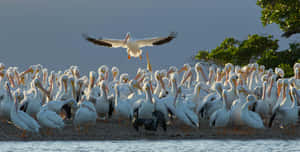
83;32;177;60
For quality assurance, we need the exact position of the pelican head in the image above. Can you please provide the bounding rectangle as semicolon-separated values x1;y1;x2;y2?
213;82;223;96
0;63;5;71
125;32;131;42
247;95;257;106
178;64;190;73
120;73;129;83
111;66;119;80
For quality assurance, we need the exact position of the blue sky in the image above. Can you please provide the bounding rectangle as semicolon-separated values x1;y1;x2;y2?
0;0;297;74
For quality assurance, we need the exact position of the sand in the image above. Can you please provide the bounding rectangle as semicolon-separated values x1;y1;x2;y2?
0;118;299;141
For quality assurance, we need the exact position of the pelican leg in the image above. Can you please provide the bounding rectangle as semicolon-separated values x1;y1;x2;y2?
139;55;142;60
20;130;27;138
84;124;89;134
222;128;227;135
128;55;131;60
77;125;81;133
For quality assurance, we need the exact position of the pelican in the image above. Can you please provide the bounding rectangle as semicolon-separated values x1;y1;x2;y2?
240;95;265;129
223;74;238;108
173;86;199;128
95;81;113;119
269;81;298;128
19;79;43;118
83;32;177;60
114;84;133;121
209;90;231;128
37;105;65;134
10;85;40;137
196;82;223;119
74;96;97;131
0;81;14;121
137;82;155;119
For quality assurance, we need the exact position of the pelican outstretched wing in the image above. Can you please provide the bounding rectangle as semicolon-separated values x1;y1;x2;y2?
136;32;177;48
83;34;126;48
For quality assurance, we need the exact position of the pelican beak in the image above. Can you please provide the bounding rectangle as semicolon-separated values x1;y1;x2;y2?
32;69;40;79
197;87;200;97
43;73;47;85
138;75;145;84
150;81;154;94
14;71;21;86
146;51;152;72
71;80;76;99
181;71;192;85
112;71;117;80
8;74;16;88
6;83;13;101
90;76;94;88
134;73;141;80
173;88;180;106
147;87;154;104
178;66;187;74
63;80;68;93
159;76;166;90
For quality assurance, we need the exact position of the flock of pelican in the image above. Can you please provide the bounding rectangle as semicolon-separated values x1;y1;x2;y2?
0;61;300;137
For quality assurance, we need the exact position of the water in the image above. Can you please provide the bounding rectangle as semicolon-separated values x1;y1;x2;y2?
0;140;299;152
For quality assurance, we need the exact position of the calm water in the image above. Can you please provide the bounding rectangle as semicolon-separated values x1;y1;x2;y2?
0;140;299;152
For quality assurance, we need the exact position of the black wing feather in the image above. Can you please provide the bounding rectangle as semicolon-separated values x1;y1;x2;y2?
82;34;112;48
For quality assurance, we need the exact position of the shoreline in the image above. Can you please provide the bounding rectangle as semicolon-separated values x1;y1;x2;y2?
0;118;299;141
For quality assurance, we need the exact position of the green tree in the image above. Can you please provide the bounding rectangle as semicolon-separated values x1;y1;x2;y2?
195;34;278;66
195;50;209;61
257;0;300;38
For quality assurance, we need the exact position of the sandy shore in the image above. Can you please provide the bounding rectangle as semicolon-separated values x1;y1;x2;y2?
0;118;299;141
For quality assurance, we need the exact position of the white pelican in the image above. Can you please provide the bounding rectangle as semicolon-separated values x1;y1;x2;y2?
37;106;65;134
209;90;231;128
95;81;112;119
83;32;177;60
265;75;278;109
178;64;192;88
19;79;43;118
173;86;199;128
230;85;249;126
86;71;99;103
137;82;155;119
269;81;298;128
114;84;133;121
223;74;238;108
74;96;97;131
241;95;265;129
255;81;270;119
10;86;40;137
196;82;223;119
194;62;208;83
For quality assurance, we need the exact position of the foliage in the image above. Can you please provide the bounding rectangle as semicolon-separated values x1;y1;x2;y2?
257;43;300;77
278;64;294;78
257;0;300;37
195;34;278;65
195;50;209;61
